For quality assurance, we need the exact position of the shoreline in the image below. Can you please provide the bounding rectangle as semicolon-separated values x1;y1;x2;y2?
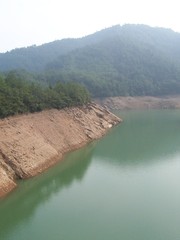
2;94;178;198
0;103;121;197
95;95;180;110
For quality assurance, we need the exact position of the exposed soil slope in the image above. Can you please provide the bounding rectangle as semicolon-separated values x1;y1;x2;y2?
96;96;180;110
0;103;121;197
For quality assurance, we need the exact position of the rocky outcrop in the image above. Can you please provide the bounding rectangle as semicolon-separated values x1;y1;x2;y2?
0;155;16;198
0;103;121;197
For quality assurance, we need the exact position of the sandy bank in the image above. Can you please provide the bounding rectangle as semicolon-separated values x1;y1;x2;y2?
96;96;180;110
0;103;121;197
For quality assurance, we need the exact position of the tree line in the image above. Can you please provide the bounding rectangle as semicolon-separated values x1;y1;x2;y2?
0;71;90;118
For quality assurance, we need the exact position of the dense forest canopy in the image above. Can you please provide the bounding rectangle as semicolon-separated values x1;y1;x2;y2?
1;24;180;97
0;71;90;118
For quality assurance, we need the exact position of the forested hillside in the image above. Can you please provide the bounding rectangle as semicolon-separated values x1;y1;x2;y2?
1;24;180;97
45;25;180;96
0;28;114;72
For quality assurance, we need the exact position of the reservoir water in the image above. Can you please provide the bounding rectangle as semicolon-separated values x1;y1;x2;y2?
1;110;180;240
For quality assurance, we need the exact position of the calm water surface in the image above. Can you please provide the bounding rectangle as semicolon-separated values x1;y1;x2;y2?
1;110;180;240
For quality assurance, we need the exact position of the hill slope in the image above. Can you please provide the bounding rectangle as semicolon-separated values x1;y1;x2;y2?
45;25;180;96
1;24;180;97
0;27;118;72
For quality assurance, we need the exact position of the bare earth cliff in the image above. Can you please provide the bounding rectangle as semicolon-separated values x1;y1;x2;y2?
0;103;121;197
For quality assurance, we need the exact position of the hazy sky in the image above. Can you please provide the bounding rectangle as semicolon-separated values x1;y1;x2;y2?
0;0;179;53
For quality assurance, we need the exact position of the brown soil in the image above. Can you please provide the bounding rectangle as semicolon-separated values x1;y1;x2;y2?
0;103;121;197
96;96;180;110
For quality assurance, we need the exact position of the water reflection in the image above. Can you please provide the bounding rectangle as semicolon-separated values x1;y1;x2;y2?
1;110;180;240
0;144;94;239
95;110;180;166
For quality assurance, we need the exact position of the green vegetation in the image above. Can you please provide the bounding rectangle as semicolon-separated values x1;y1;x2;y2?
0;71;90;118
45;25;180;97
1;24;180;97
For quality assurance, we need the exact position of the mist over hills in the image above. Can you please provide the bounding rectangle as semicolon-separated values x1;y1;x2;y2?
1;24;180;97
0;27;115;72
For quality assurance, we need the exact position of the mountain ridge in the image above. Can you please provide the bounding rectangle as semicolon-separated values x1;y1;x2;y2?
1;24;180;97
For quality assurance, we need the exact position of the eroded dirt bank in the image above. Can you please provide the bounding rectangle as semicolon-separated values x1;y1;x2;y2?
96;96;180;110
0;103;121;197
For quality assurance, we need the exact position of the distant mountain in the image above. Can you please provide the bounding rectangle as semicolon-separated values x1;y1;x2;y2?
1;24;180;97
0;27;120;72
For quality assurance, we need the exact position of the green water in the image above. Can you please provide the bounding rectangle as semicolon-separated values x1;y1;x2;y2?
1;110;180;240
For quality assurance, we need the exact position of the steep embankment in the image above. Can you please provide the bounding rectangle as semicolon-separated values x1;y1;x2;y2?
0;103;121;197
